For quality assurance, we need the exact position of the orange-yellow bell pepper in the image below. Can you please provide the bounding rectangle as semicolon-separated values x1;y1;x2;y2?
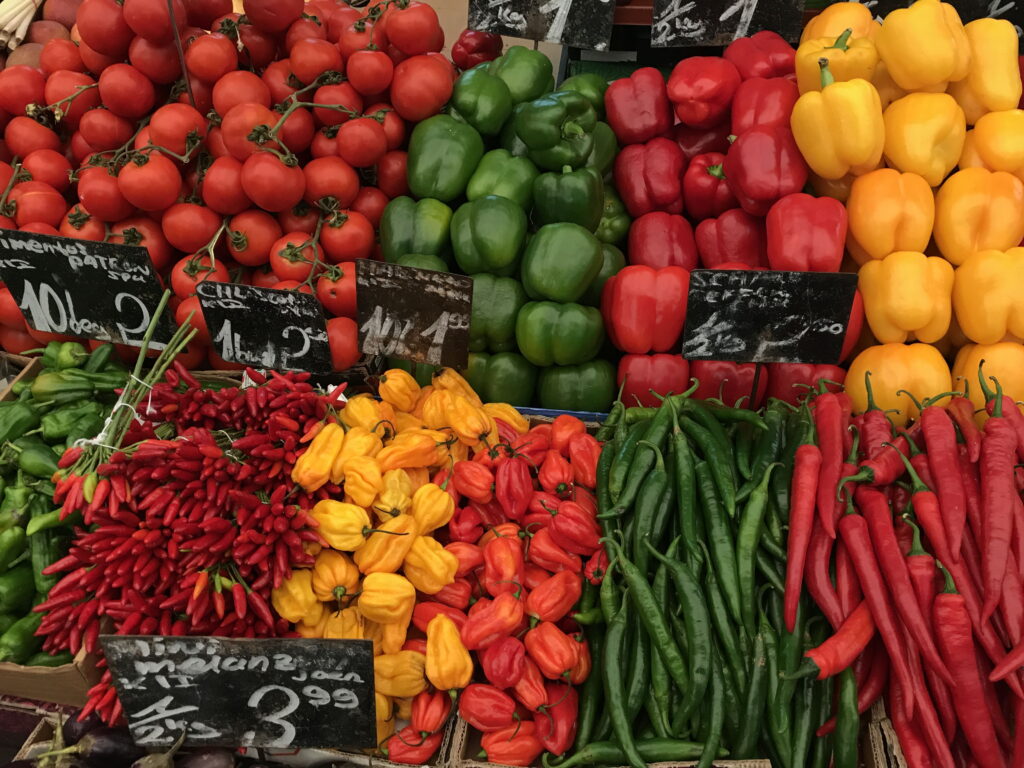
801;2;880;44
972;110;1024;179
330;426;382;485
425;614;473;690
378;368;421;413
311;549;360;603
353;514;419;574
952;248;1024;345
871;60;907;110
810;173;856;202
846;343;953;426
875;0;970;92
359;572;416;624
882;93;966;187
947;19;1022;124
796;29;879;94
959;130;985;170
271;569;318;624
374;651;427;698
845;169;935;264
858;251;954;343
933;168;1024;265
952;342;1024;422
292;422;344;492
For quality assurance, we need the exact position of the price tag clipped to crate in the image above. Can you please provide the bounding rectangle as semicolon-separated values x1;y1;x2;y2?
356;260;472;369
101;636;376;749
196;282;332;373
681;270;857;365
0;230;176;348
652;0;805;46
467;0;615;51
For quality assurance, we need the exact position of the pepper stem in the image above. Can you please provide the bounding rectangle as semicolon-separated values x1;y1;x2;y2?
827;28;853;50
706;163;725;179
818;58;835;89
883;442;929;494
936;561;958;594
902;515;929;558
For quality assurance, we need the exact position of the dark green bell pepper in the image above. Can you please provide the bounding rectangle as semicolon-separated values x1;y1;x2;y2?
558;73;608;118
24;650;73;667
596;186;630;244
581;244;626;306
533;165;604;232
451;196;527;276
40;401;103;442
386;358;436;387
451;64;513;137
537;360;616;413
466;150;539;211
514;90;597;171
0;526;25;572
83;343;117;373
487;45;554;104
462;352;537;406
470;274;527;353
586;121;618;177
0;612;42;663
380;197;453;264
0;564;34;615
521;223;603;303
65;412;103;446
396;254;449;272
500;105;530;158
515;301;604;366
407;115;484;202
0;402;41;445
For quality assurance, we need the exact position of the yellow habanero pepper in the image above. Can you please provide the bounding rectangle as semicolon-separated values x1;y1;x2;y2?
375;692;396;745
363;616;384;655
358;572;416;624
947;19;1022;124
410;482;455;533
343;455;383;508
404;467;431;491
425;614;473;691
310;500;374;551
432;367;483;406
858;252;954;343
291;422;345;492
311;549;360;603
372;469;414;520
393;411;426;433
972;110;1024;179
374;651;427;698
378;369;421;413
353;514;419;574
341;394;396;438
403;536;458;595
882;93;966;187
846;343;952;427
377;431;448;472
410;385;434;419
845;169;935;264
420;388;455;430
801;2;880;44
271;569;318;624
483;402;529;434
952;342;1024;422
952;248;1024;345
791;61;884;180
381;615;411;655
796;30;879;94
330;426;383;485
295;604;330;638
875;0;970;92
394;697;413;721
324;606;365;639
933;168;1024;265
446;394;495;446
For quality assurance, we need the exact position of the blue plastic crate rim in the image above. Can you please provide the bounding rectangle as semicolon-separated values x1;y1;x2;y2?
516;407;609;422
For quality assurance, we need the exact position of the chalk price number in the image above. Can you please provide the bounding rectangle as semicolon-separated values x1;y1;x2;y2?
240;683;362;748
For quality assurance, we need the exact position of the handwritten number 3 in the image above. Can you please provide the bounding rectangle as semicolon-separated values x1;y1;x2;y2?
247;685;299;747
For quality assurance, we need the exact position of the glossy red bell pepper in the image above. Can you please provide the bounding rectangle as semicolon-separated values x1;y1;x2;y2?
602;264;690;354
536;683;579;756
695;208;768;269
766;364;847;406
618;354;690;408
683;151;739;221
724;30;796;79
766;193;847;271
731;76;799;136
666;56;741;129
613;137;685;217
539;449;574;498
459;683;519;732
525;620;580;679
567;432;601;488
526;527;582;573
627;211;698;270
382;727;443;764
480;635;526;688
480;721;544;766
410;689;452;736
723;125;808;215
525;570;581;624
605;67;673;145
451;29;502;71
691;359;768;408
461;591;525;650
674;121;731;161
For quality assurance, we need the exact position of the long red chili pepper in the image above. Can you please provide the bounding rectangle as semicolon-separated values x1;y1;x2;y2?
784;442;821;632
805;520;844;630
856;371;894;460
912;394;968;562
813;389;845;538
888;678;932;768
794;600;874;679
839;427;917;491
976;648;1015;750
891;447;955;567
901;626;956;768
834;539;861;620
1000;550;1024;647
948;392;983;463
959;444;984;542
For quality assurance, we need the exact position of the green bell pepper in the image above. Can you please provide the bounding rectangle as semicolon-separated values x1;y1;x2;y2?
407;115;484;203
0;564;34;614
596;186;630;244
537;360;616;413
396;254;449;272
28;371;93;405
380;197;453;264
10;437;58;480
500;105;530;158
386;359;436;388
0;402;41;444
514;91;597;171
470;274;527;353
39;341;89;371
466;150;539;211
533;165;604;232
487;45;554;104
451;196;527;276
66;411;104;446
462;352;537;406
40;401;103;442
586;121;618;177
0;615;16;636
451;64;513;136
521;223;603;303
581;244;626;306
24;650;73;667
558;73;608;118
0;526;25;572
0;483;33;531
0;612;42;664
515;301;605;367
60;369;125;392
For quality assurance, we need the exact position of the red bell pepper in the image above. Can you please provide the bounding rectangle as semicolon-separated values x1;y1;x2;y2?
480;721;544;766
480;635;526;688
452;461;494;503
495;456;532;522
459;683;519;732
731;76;799;136
841;290;865;363
766;193;847;271
567;432;601;488
536;683;579;756
627;212;698;270
723;125;808;216
584;546;609;585
605;67;673;145
482;535;525;596
691;359;768;408
766;363;847;406
613;137;685;217
724;30;796;80
525;570;581;624
513;657;548;711
618;354;691;408
434;578;472;609
549;500;602;555
450;29;502;71
460;591;525;650
410;689;452;736
695;208;768;269
539;449;574;498
412;601;468;632
525;620;580;679
683;151;739;221
526;526;582;573
602;264;690;354
382;727;443;765
550;414;585;456
674;121;731;162
666;56;741;129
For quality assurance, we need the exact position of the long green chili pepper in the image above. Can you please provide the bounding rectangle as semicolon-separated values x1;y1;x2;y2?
731;632;768;759
602;592;646;768
595;389;625;440
630;441;669;577
612;405;675;514
702;548;747;692
763;613;792;768
624;618;650;723
608;418;649;502
644;687;671;739
756;548;786;593
773;404;815;517
738;464;778;638
790;675;818;768
599;557;619;624
738;405;785;502
719;652;742;743
834;668;859;768
650;556;672;725
682;417;736;517
573;624;604;752
808;680;834;768
683;402;736;473
735;422;755;481
623;406;658;424
543;738;718;768
595;437;616;538
695;461;741;625
696;648;726;768
676;396;768;429
669;404;700;565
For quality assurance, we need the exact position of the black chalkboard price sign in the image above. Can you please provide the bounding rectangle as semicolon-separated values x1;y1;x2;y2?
0;230;176;347
468;0;615;50
681;270;857;365
652;0;805;46
356;260;472;368
196;282;332;373
101;636;376;749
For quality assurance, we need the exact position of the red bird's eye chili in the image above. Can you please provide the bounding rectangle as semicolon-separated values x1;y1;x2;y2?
784;441;821;632
812;389;844;538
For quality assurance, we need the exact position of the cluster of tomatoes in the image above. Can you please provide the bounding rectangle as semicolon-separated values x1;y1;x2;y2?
0;0;464;369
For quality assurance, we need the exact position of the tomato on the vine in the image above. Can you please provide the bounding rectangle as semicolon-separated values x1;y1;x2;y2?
170;253;230;297
162;202;223;253
346;50;394;95
149;103;207;155
269;232;324;282
278;108;315;154
351;186;388;228
220;102;279;160
110;216;175;271
212;71;270;115
10;182;66;227
240;152;305;212
22;149;71;193
385;1;441;56
249;263;279;289
227;209;282;266
338;18;387;59
290;37;343;84
316;261;357;318
123;0;186;43
79;109;135;151
278;203;319;234
312;83;363;126
284;16;327;51
75;0;133;57
319;210;374;262
202;156;252;214
242;0;303;33
5;117;61;157
59;204;105;241
302;155;358;207
261;59;298;104
185;33;238;83
336;117;387;168
40;39;86;75
41;70;100;129
327;316;360;371
310;125;340;158
0;325;40;354
77;166;136;222
184;0;232;29
390;54;453;122
364;102;406;150
128;36;182;84
376;150;409;199
117;152;181;212
98;64;156;120
0;286;25;330
174;294;212;345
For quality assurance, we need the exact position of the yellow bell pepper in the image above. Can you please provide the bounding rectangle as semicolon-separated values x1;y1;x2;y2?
330;426;383;485
846;343;953;427
952;248;1024;344
425;614;473;690
483;402;529;434
801;2;880;44
796;30;879;94
341;394;396;438
409;482;455;534
310;501;374;551
882;93;966;187
394;411;426;433
933;168;1024;265
379;369;421;413
952;342;1024;422
874;0;970;92
403;536;458;595
291;422;345;492
381;612;412;655
858;251;954;343
311;549;360;603
446;394;496;446
810;173;856;202
404;467;431;491
374;651;427;698
959;130;985;170
871;60;907;110
791;61;885;180
972;110;1024;179
947;19;1022;124
359;572;416;624
432;367;482;406
343;455;383;508
845;169;935;264
353;514;419;574
324;606;365;639
271;569;318;624
295;604;330;638
375;692;396;745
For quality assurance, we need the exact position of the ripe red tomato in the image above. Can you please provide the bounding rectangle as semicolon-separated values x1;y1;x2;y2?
128;36;182;84
262;59;298;104
10;182;65;227
220;102;278;160
385;2;441;56
149;103;208;155
19;223;62;237
59;204;106;241
0;67;44;117
202;156;252;214
290;37;343;84
327;5;360;42
243;0;303;33
212;71;271;115
278;107;315;154
69;132;95;165
174;294;212;345
351;186;388;228
269;280;313;294
336;117;387;168
227;209;282;266
22;149;71;193
123;0;186;43
346;49;394;95
250;263;279;288
76;0;134;57
40;39;86;74
0;324;39;354
269;232;323;281
376;150;409;199
241;152;305;212
98;64;156;119
319;210;373;262
185;33;238;83
184;0;232;29
310;125;339;158
0;285;26;329
170;253;230;297
312;83;363;127
162;202;223;253
316;262;357;318
327;316;360;371
277;203;319;234
175;341;209;369
206;126;231;158
338;19;387;59
179;76;214;115
79;109;135;151
42;71;100;129
77;166;135;222
117;151;181;211
390;55;453;122
110;216;175;271
284;16;327;51
302;155;358;207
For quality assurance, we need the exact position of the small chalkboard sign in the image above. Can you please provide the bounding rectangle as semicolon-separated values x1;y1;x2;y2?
468;0;615;50
101;636;376;749
681;270;857;365
356;261;472;368
652;0;805;46
196;282;331;373
0;230;176;347
864;0;1020;34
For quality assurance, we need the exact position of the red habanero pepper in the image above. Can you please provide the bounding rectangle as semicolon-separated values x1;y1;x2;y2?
405;636;429;655
723;125;808;216
382;726;443;765
666;56;741;129
572;485;597;517
601;265;691;355
513;425;551;466
834;540;862;620
813;390;844;538
731;76;799;136
695;208;768;269
480;635;526;688
539;450;574;498
682;152;738;222
495;456;533;522
628;212;699;270
948;394;983;463
724;30;796;79
524;563;550;590
525;570;581;624
673;121;731;161
568;631;590;684
434;578;473;609
604;67;673;145
412;602;468;633
550;414;586;456
479;721;544;767
513;656;548;711
536;682;578;756
448;504;483;543
460;591;524;650
766;193;847;272
524;621;579;680
527;527;583;572
805;520;844;629
459;683;519;732
479;522;522;547
784;442;821;632
567;433;601;489
482;536;525;597
451;29;502;70
410;689;452;736
445;541;484;577
547;500;601;556
584;546;608;585
613;137;685;218
525;490;560;530
452;461;494;504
